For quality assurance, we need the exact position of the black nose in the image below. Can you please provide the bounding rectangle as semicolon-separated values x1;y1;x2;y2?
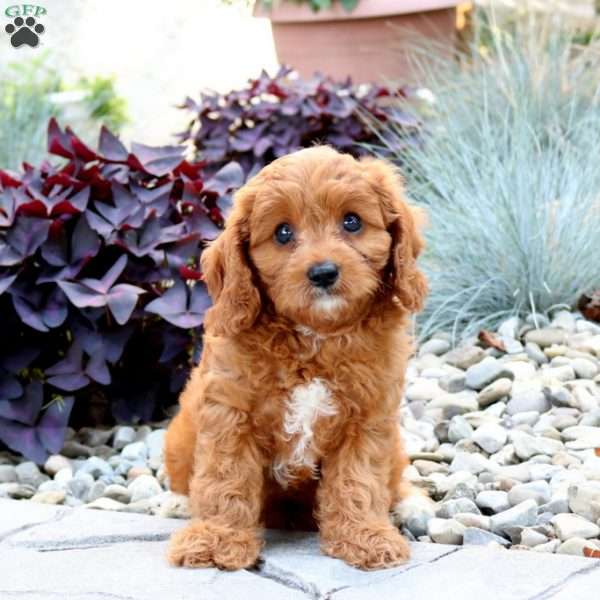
307;261;339;288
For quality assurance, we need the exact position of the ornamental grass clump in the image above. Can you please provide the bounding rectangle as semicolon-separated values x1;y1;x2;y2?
372;10;600;340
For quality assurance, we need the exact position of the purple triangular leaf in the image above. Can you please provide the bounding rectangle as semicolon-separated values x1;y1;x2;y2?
145;280;207;328
131;142;184;177
66;187;90;212
0;419;47;464
0;381;43;425
58;281;107;308
106;283;145;325
0;272;17;295
12;295;49;332
41;286;68;329
204;162;244;196
71;216;101;263
1;347;39;373
37;396;75;454
7;216;51;258
145;280;187;317
189;282;212;315
97;254;128;292
85;210;115;239
85;351;111;385
41;229;68;267
47;373;89;392
99;126;128;161
0;370;23;401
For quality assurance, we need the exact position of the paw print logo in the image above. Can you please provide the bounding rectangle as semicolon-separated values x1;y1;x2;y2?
5;16;45;48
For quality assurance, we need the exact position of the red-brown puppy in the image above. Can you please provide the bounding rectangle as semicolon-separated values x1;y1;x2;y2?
165;146;428;571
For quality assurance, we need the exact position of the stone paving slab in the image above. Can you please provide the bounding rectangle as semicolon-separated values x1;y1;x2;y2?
333;545;600;600
3;499;180;549
260;530;458;598
1;499;599;600
0;499;66;540
1;543;307;600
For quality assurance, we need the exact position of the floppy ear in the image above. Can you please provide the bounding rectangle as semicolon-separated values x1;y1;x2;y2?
201;186;261;336
362;157;428;313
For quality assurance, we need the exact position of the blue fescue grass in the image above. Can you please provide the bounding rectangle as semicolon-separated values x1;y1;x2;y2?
371;8;600;342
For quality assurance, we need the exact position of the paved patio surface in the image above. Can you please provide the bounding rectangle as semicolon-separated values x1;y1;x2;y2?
0;498;599;599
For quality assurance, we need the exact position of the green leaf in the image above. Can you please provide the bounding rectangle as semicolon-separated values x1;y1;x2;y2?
310;0;332;11
339;0;359;11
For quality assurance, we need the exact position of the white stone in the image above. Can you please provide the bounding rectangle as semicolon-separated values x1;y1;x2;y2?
476;491;510;514
448;415;473;443
507;481;551;506
427;518;466;545
86;497;127;511
568;482;600;522
525;342;548;365
449;452;495;475
543;365;577;383
571;358;598;379
525;328;567;348
428;391;479;416
127;475;162;503
54;468;73;485
121;441;148;463
472;424;507;454
419;339;451;357
31;490;66;505
503;361;537;381
551;514;600;541
477;378;513;408
511;431;564;460
465;357;512;391
490;500;538;536
113;426;136;450
453;513;491;531
557;537;600;556
444;346;486;370
506;380;549;415
44;455;71;476
103;484;131;504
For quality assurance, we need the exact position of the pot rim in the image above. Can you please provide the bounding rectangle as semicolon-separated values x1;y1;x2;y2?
254;0;459;23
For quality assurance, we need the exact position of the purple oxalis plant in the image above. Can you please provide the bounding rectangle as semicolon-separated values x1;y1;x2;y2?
176;66;420;177
0;119;243;462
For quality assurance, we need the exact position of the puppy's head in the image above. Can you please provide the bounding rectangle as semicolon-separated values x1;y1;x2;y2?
202;146;427;336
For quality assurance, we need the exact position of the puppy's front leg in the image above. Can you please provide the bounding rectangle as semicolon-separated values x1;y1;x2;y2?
167;397;264;570
317;420;410;570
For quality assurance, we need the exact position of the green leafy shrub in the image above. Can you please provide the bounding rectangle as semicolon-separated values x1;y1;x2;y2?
0;56;128;171
371;10;600;340
0;56;61;171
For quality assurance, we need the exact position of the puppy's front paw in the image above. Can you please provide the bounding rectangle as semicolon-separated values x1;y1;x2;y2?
322;526;410;570
167;520;262;570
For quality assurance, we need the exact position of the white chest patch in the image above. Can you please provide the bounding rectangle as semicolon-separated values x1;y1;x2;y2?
273;378;337;486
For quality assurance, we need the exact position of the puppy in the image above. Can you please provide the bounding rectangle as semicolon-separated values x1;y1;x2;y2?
165;146;428;571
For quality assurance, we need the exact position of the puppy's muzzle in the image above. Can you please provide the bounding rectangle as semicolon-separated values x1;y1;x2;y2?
307;261;339;289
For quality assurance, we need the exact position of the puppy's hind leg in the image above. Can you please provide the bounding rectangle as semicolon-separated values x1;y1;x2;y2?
390;426;435;533
165;407;197;495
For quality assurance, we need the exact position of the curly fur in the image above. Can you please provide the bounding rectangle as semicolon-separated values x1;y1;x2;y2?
165;146;428;571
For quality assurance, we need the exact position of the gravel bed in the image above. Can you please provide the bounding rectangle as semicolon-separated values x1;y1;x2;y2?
2;308;600;558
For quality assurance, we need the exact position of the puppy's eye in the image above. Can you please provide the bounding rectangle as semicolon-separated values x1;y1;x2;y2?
275;223;294;245
343;213;362;233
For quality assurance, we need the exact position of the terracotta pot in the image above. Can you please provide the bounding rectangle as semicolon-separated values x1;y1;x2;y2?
254;0;459;83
